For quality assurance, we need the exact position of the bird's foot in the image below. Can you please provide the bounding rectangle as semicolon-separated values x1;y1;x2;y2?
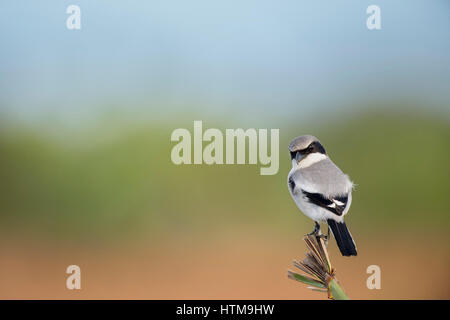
318;233;329;244
307;222;321;236
317;226;330;246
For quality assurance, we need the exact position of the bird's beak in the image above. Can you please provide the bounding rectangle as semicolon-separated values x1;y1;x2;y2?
295;151;302;163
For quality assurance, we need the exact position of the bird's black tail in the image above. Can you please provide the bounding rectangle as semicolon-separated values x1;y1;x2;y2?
327;219;357;256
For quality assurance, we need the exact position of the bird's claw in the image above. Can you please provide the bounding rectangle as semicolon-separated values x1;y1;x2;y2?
318;226;330;246
305;223;330;247
306;222;321;236
318;233;329;244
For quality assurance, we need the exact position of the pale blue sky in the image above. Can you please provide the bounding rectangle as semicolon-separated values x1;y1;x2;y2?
0;0;449;123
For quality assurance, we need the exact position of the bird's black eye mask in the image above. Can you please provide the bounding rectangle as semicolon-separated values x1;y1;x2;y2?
290;141;326;160
309;141;326;154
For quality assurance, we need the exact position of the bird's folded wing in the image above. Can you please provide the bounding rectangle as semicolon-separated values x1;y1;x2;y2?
301;190;348;216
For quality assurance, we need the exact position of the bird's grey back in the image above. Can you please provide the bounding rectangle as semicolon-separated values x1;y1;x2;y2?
291;158;353;196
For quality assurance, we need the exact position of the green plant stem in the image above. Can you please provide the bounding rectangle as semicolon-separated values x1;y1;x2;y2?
328;279;349;300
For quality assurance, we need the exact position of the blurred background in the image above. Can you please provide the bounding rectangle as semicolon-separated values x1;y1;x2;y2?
0;0;449;299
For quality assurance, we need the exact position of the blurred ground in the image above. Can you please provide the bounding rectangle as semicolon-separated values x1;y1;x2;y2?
1;230;448;299
0;109;449;299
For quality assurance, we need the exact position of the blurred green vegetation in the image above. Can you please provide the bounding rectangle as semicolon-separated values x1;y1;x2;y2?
0;108;449;240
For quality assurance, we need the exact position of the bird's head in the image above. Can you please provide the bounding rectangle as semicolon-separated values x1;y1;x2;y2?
289;135;327;168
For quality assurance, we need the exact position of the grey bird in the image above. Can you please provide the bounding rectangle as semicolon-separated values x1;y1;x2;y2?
287;135;357;256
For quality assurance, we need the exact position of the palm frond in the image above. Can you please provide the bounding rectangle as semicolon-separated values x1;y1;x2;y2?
287;234;349;300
